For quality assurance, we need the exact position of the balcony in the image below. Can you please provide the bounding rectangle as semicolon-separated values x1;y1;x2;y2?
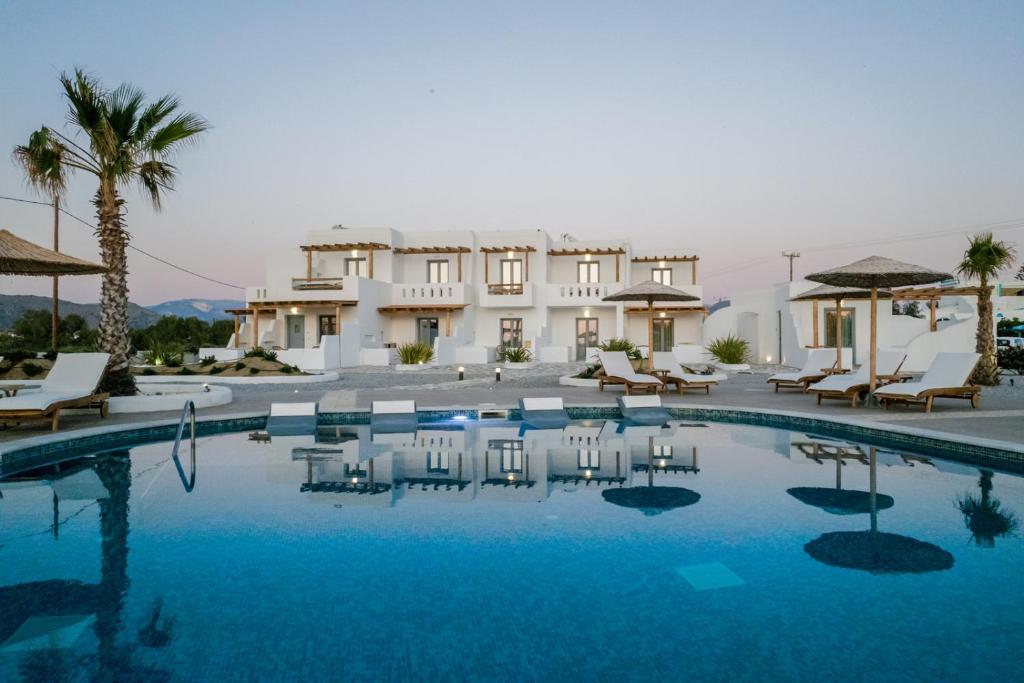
248;276;360;304
390;282;471;306
291;276;345;291
478;282;534;307
546;282;623;307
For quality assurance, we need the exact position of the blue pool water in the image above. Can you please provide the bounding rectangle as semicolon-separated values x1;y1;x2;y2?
2;420;1023;681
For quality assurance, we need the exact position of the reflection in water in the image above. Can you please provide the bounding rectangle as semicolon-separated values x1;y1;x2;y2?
787;440;894;515
958;470;1019;547
803;447;955;573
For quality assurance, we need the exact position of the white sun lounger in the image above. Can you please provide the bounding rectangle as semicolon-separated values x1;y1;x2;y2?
650;352;721;394
767;348;841;392
616;395;671;426
806;350;907;407
873;352;981;413
0;353;110;431
597;351;663;395
518;397;571;430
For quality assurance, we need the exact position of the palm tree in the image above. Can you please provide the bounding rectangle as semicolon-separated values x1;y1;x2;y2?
13;128;68;352
14;69;208;394
956;233;1017;385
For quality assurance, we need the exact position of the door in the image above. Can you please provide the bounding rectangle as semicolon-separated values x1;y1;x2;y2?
500;259;523;293
825;308;856;359
345;258;367;277
577;261;599;283
500;318;523;347
652;319;674;352
286;315;305;348
417;318;439;346
427;260;450;284
576;318;599;361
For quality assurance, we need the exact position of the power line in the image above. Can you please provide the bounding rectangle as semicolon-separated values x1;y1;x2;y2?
0;194;244;290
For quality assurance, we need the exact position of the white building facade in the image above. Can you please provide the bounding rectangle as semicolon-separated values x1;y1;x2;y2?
228;226;705;371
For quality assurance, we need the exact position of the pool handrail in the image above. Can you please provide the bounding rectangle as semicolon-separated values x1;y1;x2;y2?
171;399;196;492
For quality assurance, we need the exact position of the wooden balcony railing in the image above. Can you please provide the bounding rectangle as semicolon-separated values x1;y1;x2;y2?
487;283;525;295
291;277;344;291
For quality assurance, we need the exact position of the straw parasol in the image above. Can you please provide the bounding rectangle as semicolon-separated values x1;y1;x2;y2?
791;284;894;372
806;256;950;393
0;229;105;276
603;280;700;370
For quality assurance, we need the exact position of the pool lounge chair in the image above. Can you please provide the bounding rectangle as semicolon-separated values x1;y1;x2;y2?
874;352;981;413
767;348;843;392
597;351;664;395
0;353;110;431
518;397;571;430
617;395;671;426
370;400;418;433
806;350;907;407
650;352;720;395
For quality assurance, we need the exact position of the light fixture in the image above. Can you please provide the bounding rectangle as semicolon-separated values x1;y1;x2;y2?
452;414;468;421
584;308;591;317
659;260;666;268
458;366;465;381
351;477;358;484
290;306;299;315
585;253;592;261
507;474;515;481
351;249;358;257
659;311;666;318
766;354;773;363
495;367;502;382
584;469;592;478
659;459;667;468
202;383;210;393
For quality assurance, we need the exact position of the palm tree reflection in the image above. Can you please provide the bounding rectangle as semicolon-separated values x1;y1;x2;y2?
958;470;1019;547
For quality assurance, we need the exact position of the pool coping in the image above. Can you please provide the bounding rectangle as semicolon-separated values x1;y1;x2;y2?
2;403;1022;476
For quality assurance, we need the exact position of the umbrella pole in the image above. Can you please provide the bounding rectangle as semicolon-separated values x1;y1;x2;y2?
51;198;60;353
834;297;843;372
647;298;654;371
869;286;878;395
869;447;878;533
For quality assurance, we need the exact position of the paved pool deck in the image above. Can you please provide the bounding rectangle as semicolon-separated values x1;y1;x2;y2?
2;364;1022;449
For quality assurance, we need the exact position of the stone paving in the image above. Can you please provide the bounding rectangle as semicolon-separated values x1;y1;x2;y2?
2;363;1023;447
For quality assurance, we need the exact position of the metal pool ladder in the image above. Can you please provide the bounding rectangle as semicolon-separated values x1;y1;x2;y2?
171;400;197;492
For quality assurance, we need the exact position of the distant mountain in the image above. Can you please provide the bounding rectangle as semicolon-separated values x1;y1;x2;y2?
146;299;244;322
0;294;161;330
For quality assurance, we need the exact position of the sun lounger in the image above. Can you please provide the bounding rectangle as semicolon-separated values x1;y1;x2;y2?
617;395;671;426
518;397;570;430
370;400;418;433
0;353;109;431
266;402;319;436
767;348;841;392
873;352;981;413
806;350;906;407
650;352;719;394
597;351;664;395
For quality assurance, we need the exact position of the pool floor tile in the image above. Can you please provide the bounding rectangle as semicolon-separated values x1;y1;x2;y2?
676;562;745;591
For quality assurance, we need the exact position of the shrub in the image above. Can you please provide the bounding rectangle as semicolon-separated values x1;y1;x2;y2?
598;338;642;360
21;362;45;377
397;342;434;364
575;363;601;379
178;367;196;376
164;355;183;368
280;365;294;374
502;346;533;363
43;350;58;361
200;355;217;366
142;368;157;376
245;347;278;362
249;367;261;375
998;346;1024;374
707;333;750;364
209;365;224;375
234;362;246;371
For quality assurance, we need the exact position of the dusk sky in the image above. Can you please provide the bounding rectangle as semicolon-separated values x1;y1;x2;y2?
1;1;1022;305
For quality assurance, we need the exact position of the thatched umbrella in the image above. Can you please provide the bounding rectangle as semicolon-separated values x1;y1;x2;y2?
603;280;700;370
790;284;894;372
806;256;950;393
0;229;105;276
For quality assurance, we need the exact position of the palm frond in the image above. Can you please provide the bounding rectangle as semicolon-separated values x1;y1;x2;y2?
146;112;210;156
12;127;69;200
105;82;146;144
132;94;181;144
956;232;1017;283
137;160;178;210
60;69;108;153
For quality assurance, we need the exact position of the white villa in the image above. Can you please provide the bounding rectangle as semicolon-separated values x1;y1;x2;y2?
220;226;705;370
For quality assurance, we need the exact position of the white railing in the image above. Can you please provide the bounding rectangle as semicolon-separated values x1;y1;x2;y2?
392;283;469;304
546;282;623;305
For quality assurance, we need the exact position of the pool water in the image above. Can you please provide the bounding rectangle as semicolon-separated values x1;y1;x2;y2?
2;421;1022;681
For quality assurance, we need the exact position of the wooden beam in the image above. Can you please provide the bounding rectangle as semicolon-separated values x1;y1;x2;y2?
869;287;878;393
445;309;452;336
812;300;819;347
547;247;626;257
930;299;937;332
457;251;463;282
393;246;471;254
306;250;312;280
615;254;621;282
835;299;843;371
300;242;390;252
691;260;697;285
368;249;374;279
479;245;538;253
631;255;699;263
252;308;259;348
484;253;489;284
524;251;529;282
233;314;240;348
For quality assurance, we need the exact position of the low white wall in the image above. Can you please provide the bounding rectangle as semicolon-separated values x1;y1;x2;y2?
360;347;396;366
538;345;570;363
455;346;495;365
107;385;233;413
198;348;244;362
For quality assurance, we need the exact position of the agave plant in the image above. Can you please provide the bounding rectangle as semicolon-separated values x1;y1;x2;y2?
502;346;533;363
707;333;750;364
398;342;435;364
598;338;642;360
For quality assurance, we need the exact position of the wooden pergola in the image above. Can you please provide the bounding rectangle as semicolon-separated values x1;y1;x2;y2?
631;254;700;285
891;285;983;332
624;305;707;315
393;245;472;282
234;300;357;349
548;247;627;282
377;303;468;336
300;241;390;280
480;245;537;290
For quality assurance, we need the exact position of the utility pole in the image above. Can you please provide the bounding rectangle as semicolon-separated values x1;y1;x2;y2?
782;251;800;282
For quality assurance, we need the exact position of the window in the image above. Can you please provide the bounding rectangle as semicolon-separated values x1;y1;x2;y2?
318;315;336;337
489;440;524;472
500;318;523;348
427;260;450;284
500;259;523;285
578;449;600;469
427;451;450;473
577;261;600;283
652;267;672;285
652;445;673;458
345;258;367;277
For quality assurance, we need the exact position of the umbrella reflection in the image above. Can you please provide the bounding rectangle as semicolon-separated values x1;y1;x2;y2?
602;435;701;516
788;440;894;515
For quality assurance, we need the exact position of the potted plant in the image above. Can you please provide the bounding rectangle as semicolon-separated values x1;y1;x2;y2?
395;342;435;370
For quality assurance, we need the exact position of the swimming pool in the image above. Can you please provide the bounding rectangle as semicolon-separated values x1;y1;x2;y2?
2;420;1022;681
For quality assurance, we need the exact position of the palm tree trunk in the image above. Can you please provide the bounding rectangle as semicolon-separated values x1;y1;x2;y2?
974;277;1000;386
94;184;137;396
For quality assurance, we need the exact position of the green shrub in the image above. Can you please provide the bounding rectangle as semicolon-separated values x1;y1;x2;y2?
707;333;751;364
164;355;183;368
502;346;533;363
280;365;294;374
398;342;434;364
998;347;1024;374
249;367;261;375
575;363;601;379
234;362;246;371
209;365;224;375
142;368;157;376
598;338;642;360
245;347;278;362
200;355;217;366
21;362;45;377
178;367;196;376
